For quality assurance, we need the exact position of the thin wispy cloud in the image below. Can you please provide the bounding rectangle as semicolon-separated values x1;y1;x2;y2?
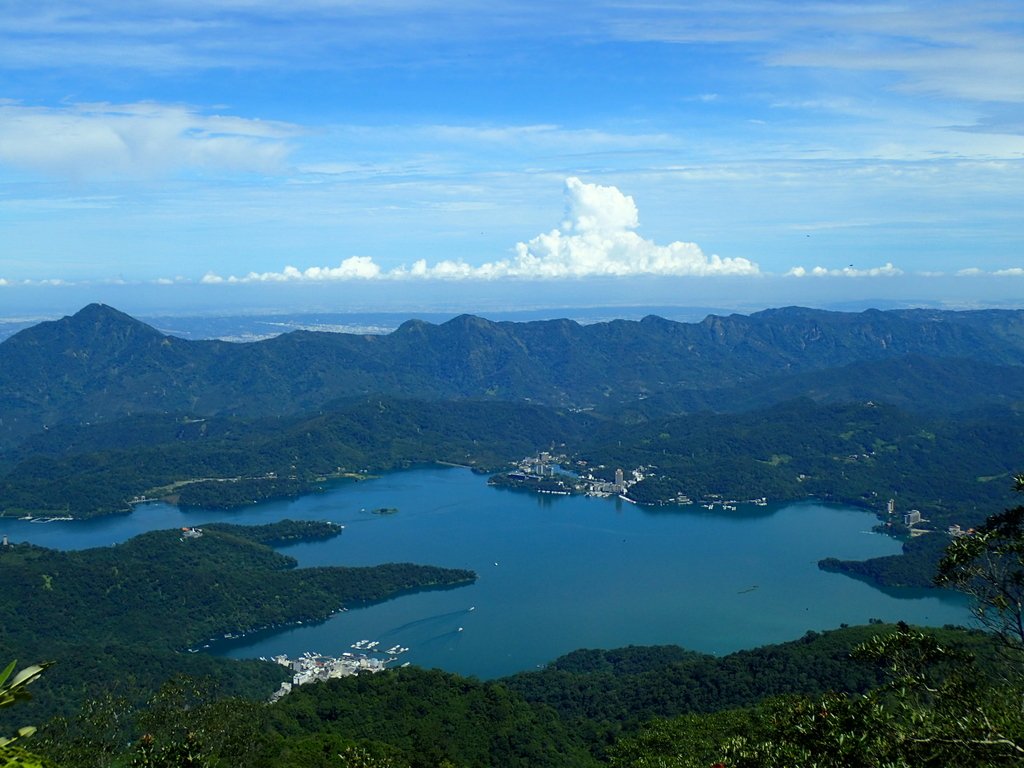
9;2;1019;105
612;2;1024;104
0;102;295;179
959;267;1024;277
0;1;562;72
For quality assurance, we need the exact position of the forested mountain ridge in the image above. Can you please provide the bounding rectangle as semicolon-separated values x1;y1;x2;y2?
500;624;1004;744
16;622;1016;768
586;399;1024;518
2;395;1020;522
3;303;1024;449
0;399;591;516
614;354;1024;419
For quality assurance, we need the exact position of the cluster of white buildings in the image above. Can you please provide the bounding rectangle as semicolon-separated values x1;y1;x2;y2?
579;465;646;497
886;498;970;539
507;451;652;499
515;451;558;478
268;649;394;702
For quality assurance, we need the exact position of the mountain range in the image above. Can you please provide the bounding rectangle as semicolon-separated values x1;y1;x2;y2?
2;303;1024;451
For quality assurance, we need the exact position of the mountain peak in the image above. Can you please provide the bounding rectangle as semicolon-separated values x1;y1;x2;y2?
395;318;434;334
64;303;165;339
441;314;497;333
71;303;146;324
2;303;165;352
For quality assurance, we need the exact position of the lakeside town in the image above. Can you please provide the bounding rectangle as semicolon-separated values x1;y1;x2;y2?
491;451;972;540
488;450;652;500
881;497;972;539
489;451;766;509
268;641;411;702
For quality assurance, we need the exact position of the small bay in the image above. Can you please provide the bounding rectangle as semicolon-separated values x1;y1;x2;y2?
1;467;968;678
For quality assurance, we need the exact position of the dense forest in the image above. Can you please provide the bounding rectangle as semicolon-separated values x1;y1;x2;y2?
818;530;955;588
5;620;1020;767
0;401;587;517
3;304;1024;451
584;399;1023;520
2;397;1020;528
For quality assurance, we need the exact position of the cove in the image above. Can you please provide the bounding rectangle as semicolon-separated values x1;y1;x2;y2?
1;467;969;679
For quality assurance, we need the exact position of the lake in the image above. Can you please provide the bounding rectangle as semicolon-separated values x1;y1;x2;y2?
1;467;968;678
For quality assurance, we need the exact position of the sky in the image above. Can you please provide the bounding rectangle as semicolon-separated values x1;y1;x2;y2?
1;1;1023;318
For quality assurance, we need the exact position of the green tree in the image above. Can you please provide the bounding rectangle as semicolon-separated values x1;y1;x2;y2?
608;709;753;768
722;624;1024;767
36;694;133;768
935;475;1024;653
0;660;55;768
126;676;268;768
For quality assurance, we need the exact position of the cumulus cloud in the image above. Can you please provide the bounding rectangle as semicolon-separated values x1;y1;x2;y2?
200;177;758;283
502;177;757;278
223;257;383;283
786;263;903;278
0;102;296;179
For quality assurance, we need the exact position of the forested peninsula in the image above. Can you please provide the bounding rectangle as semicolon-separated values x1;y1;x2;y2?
0;520;475;720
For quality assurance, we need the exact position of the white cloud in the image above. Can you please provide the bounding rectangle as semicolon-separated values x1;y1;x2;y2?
233;257;383;282
200;177;759;283
612;2;1024;105
0;102;296;179
0;1;584;74
501;177;758;278
786;263;903;278
0;277;74;287
954;267;1024;277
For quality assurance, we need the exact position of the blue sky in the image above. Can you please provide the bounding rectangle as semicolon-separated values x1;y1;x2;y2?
1;1;1022;317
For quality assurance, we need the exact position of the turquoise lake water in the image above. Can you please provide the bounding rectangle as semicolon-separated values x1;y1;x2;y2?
1;467;968;678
